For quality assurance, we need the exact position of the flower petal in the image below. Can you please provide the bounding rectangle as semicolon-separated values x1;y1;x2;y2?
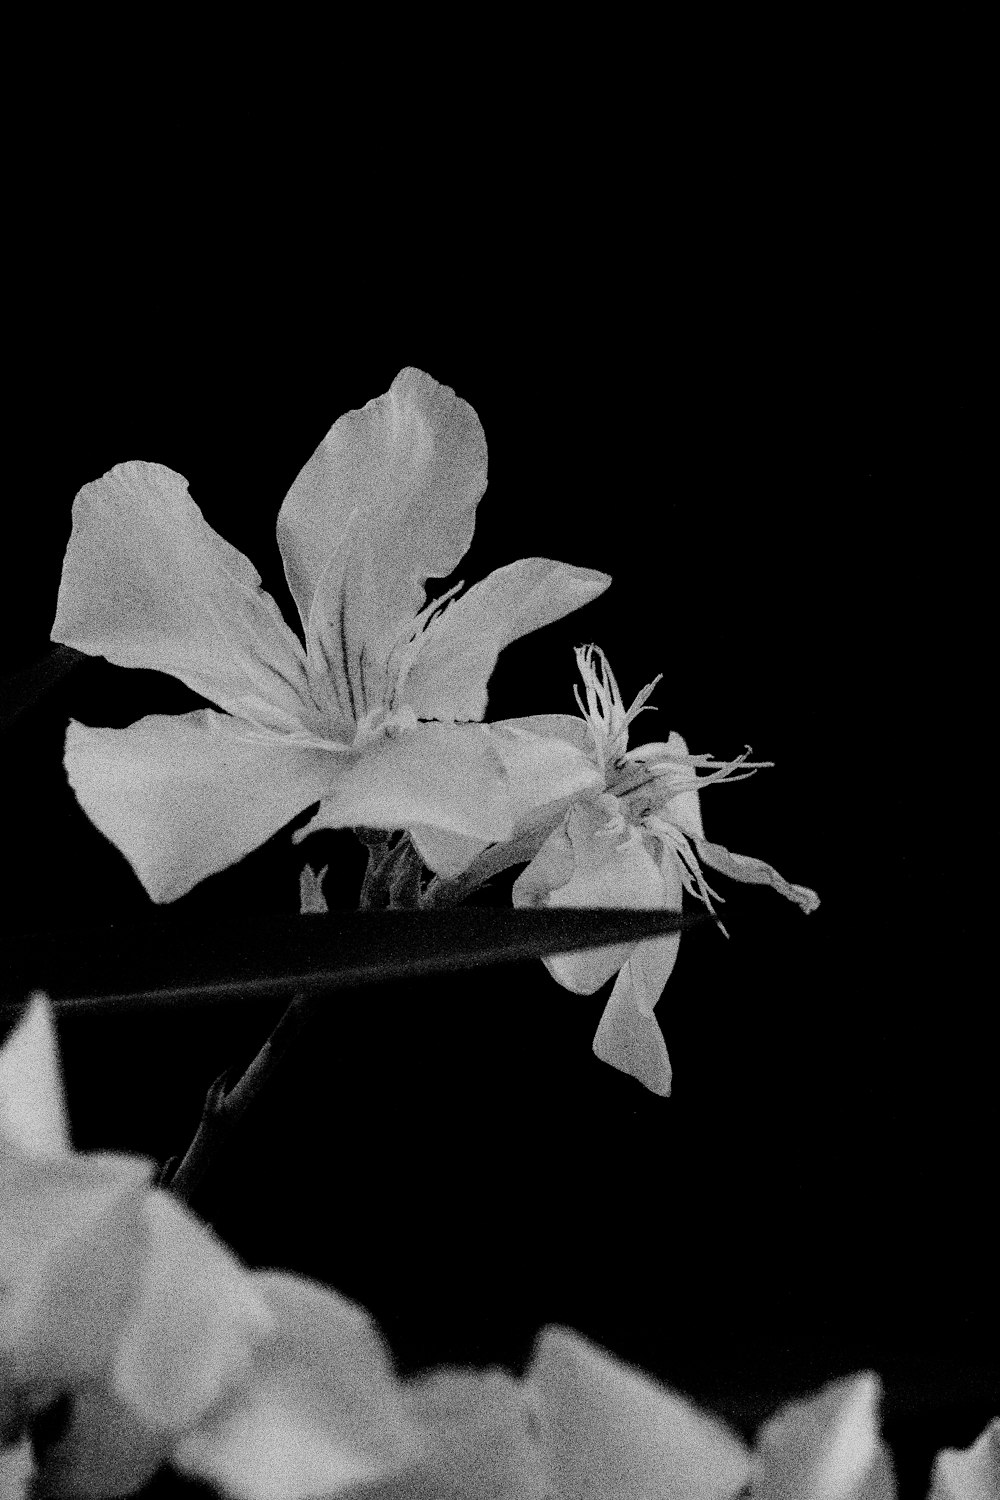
409;720;602;877
65;710;339;903
293;723;514;846
278;369;487;680
750;1371;895;1499
0;996;71;1159
527;1325;750;1500
629;731;706;840
111;1191;272;1435
51;461;314;732
927;1417;1000;1500
172;1271;418;1499
694;839;820;913
513;799;666;995
0;1148;151;1392
400;559;611;721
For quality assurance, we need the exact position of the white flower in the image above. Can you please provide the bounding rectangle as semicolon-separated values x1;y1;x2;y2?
51;369;610;902
507;646;820;1097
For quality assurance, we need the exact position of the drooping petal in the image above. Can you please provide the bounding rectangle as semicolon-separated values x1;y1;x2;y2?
293;722;514;847
0;995;70;1159
64;710;339;903
51;461;314;733
172;1271;416;1499
591;851;683;1097
398;559;612;722
513;799;666;995
527;1326;750;1500
694;839;821;914
278;370;487;682
927;1417;1000;1500
750;1371;895;1499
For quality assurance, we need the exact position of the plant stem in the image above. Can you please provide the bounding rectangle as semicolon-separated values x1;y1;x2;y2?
161;990;316;1203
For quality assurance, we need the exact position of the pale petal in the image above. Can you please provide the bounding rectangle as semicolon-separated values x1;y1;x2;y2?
112;1191;272;1434
751;1372;895;1499
293;723;513;846
278;370;487;682
400;559;611;721
528;1325;750;1500
51;461;314;733
173;1272;418;1498
0;1149;151;1390
0;1439;34;1498
0;995;71;1159
513;800;666;995
630;731;706;840
928;1418;1000;1500
65;710;338;903
409;720;601;877
694;839;820;913
367;1368;549;1499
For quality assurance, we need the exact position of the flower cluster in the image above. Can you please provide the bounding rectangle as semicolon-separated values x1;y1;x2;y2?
4;997;996;1498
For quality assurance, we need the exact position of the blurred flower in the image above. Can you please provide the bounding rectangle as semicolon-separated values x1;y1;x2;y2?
927;1418;1000;1499
51;369;609;902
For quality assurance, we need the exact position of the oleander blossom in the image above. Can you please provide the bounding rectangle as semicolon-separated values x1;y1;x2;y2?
508;646;820;1097
50;369;610;902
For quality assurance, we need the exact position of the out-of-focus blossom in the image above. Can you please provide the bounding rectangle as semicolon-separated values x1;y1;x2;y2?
0;996;422;1496
927;1418;1000;1499
418;645;819;1097
51;369;608;902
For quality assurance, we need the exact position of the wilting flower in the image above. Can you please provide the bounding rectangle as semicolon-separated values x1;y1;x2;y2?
50;369;609;902
424;645;820;1098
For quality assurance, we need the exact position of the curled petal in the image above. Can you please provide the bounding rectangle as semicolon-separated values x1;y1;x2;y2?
51;461;313;732
693;839;820;914
527;1326;750;1500
293;723;514;846
173;1272;418;1498
282;369;488;688
65;711;338;903
400;559;612;722
0;996;70;1159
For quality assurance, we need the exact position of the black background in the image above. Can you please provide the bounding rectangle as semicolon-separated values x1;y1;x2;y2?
2;94;992;1495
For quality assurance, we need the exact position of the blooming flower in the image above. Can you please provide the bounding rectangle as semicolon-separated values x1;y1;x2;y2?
501;645;820;1097
50;369;609;902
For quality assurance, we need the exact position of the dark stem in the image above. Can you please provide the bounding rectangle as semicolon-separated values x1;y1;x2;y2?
161;990;316;1203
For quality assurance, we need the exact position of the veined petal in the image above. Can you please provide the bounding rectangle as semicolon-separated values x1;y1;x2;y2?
591;854;683;1097
527;1326;750;1500
279;370;488;683
0;996;70;1159
172;1271;417;1498
513;799;665;995
51;461;314;733
65;711;339;903
293;723;514;845
399;559;611;721
693;839;821;914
